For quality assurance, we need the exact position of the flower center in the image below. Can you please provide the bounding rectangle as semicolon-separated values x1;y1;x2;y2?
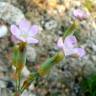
20;34;28;38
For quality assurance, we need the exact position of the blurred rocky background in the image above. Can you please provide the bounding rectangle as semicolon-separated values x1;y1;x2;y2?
0;0;96;96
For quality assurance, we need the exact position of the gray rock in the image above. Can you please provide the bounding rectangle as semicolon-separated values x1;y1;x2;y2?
0;25;8;38
26;45;37;62
92;44;96;52
44;20;58;30
0;2;25;24
0;81;6;88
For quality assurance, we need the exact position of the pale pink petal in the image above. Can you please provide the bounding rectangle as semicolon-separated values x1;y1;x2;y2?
29;25;40;36
18;19;31;32
64;35;77;48
18;36;26;42
11;20;39;44
27;37;39;44
73;9;88;20
57;37;64;49
72;48;86;58
62;47;73;56
11;35;21;44
73;9;83;17
10;25;26;42
63;47;85;58
10;25;21;37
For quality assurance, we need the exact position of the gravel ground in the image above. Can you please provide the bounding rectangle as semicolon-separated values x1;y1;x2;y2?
0;0;96;96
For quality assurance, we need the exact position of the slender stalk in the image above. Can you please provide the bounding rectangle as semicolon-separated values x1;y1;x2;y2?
16;71;19;92
18;72;21;92
20;73;37;94
15;70;21;96
20;52;64;94
20;86;25;94
16;79;18;92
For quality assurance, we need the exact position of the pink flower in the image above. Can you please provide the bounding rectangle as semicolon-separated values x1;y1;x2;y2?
57;35;85;58
73;9;89;20
10;19;41;44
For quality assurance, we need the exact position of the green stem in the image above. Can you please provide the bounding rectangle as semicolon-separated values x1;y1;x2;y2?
20;86;25;94
63;21;78;38
16;74;18;92
15;71;21;95
20;52;64;94
18;72;21;92
20;73;38;94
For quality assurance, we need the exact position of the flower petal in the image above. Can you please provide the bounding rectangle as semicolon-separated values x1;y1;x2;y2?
63;48;85;58
11;35;21;44
18;19;31;32
57;37;64;49
73;9;88;20
18;36;26;42
63;47;73;56
73;48;86;58
27;37;39;44
73;9;83;17
10;25;26;42
29;25;40;36
64;35;77;48
10;25;21;37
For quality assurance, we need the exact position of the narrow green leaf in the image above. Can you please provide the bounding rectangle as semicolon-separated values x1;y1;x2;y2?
38;52;64;76
21;52;64;93
12;45;21;67
63;21;78;38
12;43;27;72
